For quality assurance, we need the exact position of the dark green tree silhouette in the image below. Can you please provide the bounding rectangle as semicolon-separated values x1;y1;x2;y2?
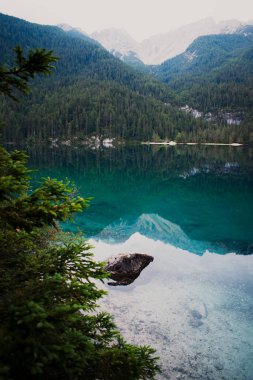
0;48;160;379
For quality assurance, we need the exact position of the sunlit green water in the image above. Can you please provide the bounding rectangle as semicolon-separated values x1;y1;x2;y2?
28;144;253;255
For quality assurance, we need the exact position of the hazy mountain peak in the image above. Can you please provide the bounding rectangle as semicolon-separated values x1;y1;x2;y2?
90;18;253;65
93;27;133;37
91;28;137;45
58;23;74;32
58;23;88;35
217;19;242;32
91;28;139;55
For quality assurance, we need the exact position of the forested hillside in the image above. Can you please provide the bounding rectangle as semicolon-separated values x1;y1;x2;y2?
151;30;253;139
1;13;252;143
0;13;205;142
0;13;173;96
154;32;253;78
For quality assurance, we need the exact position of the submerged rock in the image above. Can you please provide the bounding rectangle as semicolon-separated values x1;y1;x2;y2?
189;304;208;328
104;253;154;286
191;309;203;320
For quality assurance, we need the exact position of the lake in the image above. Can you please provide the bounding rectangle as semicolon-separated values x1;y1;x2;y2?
28;143;253;380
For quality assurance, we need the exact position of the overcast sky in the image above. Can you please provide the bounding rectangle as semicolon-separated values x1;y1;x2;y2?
1;0;253;41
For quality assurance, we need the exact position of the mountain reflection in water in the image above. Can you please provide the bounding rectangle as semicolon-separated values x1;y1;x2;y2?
26;144;253;255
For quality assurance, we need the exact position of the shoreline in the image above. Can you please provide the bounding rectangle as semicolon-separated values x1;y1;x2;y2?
142;141;244;146
5;139;247;148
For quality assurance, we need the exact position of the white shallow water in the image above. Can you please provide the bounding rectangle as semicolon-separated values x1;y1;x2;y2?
90;233;253;380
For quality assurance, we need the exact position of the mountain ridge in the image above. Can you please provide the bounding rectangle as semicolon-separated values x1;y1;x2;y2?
1;12;208;143
1;12;251;144
90;17;253;64
150;30;253;135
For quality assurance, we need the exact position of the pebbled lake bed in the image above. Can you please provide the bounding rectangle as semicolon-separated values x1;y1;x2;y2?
92;234;253;380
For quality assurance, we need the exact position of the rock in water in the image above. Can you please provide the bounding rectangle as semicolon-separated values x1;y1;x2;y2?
104;253;154;286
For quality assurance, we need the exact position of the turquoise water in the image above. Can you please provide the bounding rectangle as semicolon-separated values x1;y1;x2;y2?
28;144;253;255
27;144;253;379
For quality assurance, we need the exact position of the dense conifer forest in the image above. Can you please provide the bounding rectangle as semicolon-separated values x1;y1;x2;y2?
151;31;253;139
0;12;253;143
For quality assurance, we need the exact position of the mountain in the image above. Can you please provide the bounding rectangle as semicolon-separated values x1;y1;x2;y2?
91;18;253;65
58;23;86;34
91;28;139;56
139;18;242;64
58;23;100;45
91;28;146;70
109;50;146;72
151;28;253;137
0;13;209;143
1;13;251;144
153;27;253;78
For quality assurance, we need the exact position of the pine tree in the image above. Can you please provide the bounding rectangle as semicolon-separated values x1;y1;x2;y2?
0;47;160;379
